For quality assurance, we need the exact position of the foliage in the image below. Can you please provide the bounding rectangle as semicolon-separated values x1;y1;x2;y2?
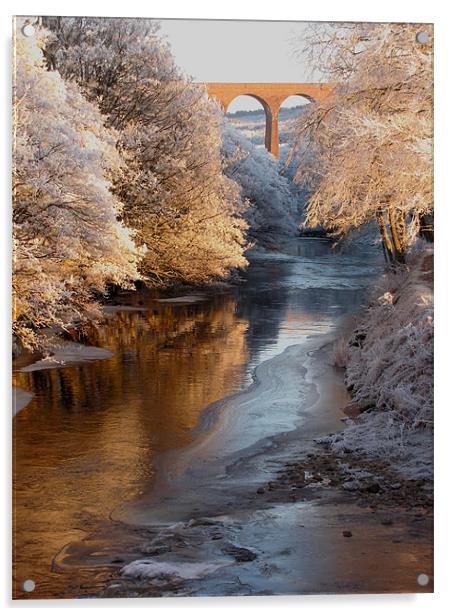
222;123;299;239
290;23;433;263
13;21;141;348
345;248;433;424
323;248;433;478
43;17;248;285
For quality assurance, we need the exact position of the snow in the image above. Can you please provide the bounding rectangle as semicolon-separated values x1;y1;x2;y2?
19;341;113;372
156;295;208;304
325;246;433;480
121;558;230;581
222;123;300;240
12;387;33;416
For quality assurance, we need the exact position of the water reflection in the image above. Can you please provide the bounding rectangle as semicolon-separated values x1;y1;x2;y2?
12;239;382;598
236;239;380;372
13;296;250;597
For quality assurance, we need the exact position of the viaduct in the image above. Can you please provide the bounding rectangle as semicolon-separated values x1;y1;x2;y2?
204;82;333;159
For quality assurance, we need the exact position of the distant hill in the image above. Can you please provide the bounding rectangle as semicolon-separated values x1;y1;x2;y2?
226;104;310;149
227;105;306;120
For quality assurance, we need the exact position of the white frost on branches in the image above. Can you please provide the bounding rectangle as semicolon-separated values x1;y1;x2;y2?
290;23;433;262
13;17;252;348
222;123;299;240
326;247;433;479
43;17;249;285
13;22;141;348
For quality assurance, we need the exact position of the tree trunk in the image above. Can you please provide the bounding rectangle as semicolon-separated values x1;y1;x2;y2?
376;208;395;264
397;209;407;251
387;203;405;264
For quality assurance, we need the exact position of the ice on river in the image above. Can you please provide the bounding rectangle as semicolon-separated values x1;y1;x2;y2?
121;558;230;581
157;343;316;485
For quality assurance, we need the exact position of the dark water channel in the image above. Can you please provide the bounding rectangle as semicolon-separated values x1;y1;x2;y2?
13;238;389;599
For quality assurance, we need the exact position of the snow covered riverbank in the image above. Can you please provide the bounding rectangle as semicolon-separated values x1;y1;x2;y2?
323;247;434;483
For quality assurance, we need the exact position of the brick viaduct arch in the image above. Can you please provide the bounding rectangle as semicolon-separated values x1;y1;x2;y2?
205;82;333;159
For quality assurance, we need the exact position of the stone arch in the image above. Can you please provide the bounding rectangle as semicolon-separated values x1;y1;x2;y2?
277;94;315;158
279;93;316;108
225;94;275;154
205;83;333;159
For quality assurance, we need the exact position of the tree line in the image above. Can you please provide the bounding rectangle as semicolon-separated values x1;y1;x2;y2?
13;17;252;349
13;19;433;350
289;22;433;263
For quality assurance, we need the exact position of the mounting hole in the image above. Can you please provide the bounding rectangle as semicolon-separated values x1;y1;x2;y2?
22;579;35;592
415;31;429;45
417;573;429;586
22;24;35;37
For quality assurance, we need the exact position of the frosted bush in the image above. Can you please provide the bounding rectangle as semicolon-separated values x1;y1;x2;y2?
328;247;433;479
222;124;299;239
345;248;433;427
13;20;142;349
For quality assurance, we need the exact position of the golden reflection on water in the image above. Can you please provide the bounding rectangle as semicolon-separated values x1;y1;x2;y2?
12;239;382;599
13;295;249;598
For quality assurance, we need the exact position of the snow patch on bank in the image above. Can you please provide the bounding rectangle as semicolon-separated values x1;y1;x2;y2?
12;386;34;416
325;246;433;480
156;295;208;304
19;341;113;372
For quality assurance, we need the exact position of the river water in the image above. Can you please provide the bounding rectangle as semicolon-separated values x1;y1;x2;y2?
13;238;389;599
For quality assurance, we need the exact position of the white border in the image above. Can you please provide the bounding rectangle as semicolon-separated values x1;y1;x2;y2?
2;1;450;614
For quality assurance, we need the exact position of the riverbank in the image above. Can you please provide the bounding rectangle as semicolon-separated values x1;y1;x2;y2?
11;233;302;362
253;246;434;573
328;246;433;482
14;238;432;598
100;338;432;597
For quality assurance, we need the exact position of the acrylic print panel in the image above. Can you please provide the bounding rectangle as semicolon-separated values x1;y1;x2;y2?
12;15;433;599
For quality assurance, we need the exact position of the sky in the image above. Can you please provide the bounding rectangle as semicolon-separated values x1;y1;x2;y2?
159;19;314;111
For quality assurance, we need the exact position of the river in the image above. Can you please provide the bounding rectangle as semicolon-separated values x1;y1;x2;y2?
15;237;429;599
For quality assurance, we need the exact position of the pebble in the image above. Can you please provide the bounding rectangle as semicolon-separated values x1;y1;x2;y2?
365;482;381;494
343;480;361;491
222;544;257;562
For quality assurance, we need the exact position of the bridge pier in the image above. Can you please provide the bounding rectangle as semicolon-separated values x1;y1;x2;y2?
204;82;333;160
267;105;280;159
262;106;280;159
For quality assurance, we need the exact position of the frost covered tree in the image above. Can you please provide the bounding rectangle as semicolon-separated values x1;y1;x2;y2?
289;23;433;263
43;17;248;284
13;21;141;348
222;123;299;240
